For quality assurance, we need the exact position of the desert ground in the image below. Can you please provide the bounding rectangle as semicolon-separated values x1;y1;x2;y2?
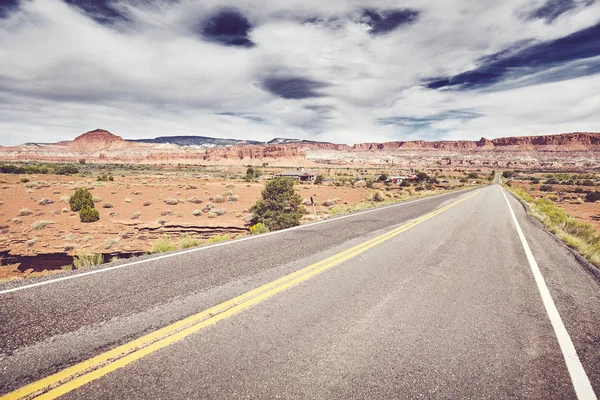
509;174;600;231
0;163;475;282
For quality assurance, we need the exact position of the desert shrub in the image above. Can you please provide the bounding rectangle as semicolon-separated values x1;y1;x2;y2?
157;218;166;225
540;185;554;192
62;207;69;213
24;181;39;188
104;237;119;249
11;218;22;224
373;191;385;202
92;196;102;202
79;206;100;223
228;194;239;202
210;194;225;203
193;209;202;216
249;178;306;231
314;175;324;185
322;199;337;206
585;191;600;203
544;178;559;185
502;170;515;179
60;195;69;203
26;238;37;246
20;177;30;183
125;198;132;203
531;178;540;185
39;198;54;205
18;207;32;216
249;222;269;235
415;186;425;191
32;220;52;230
102;202;113;208
69;188;94;211
206;234;231;244
73;251;103;269
164;198;182;205
152;236;177;253
97;174;113;182
54;165;79;175
468;172;478;179
131;211;141;219
188;197;203;204
202;202;215;212
143;200;152;206
582;179;595;186
180;235;201;249
61;265;73;271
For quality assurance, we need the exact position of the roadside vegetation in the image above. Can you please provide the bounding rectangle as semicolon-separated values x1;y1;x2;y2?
249;177;307;230
503;172;600;268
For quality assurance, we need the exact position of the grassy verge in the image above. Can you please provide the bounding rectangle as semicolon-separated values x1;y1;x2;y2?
505;185;600;268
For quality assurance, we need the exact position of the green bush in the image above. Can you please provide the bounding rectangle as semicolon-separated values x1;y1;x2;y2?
180;235;201;249
249;222;269;235
586;191;600;203
249;178;307;231
206;234;231;244
153;236;177;253
314;175;324;185
69;188;94;211
540;185;554;192
73;251;103;269
79;206;100;223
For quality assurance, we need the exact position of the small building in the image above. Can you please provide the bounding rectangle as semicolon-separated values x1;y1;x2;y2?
275;167;317;181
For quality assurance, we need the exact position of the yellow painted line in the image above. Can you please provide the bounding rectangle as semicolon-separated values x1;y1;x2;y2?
2;190;480;400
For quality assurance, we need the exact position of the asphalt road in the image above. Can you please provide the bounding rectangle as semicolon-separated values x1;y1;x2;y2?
1;183;599;399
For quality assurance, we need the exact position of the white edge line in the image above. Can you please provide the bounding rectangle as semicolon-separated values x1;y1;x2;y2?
501;188;597;400
0;188;476;295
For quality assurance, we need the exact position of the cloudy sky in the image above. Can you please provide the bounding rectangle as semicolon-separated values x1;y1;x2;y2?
0;0;599;145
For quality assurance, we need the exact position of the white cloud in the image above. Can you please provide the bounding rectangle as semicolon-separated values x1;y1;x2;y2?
0;0;599;145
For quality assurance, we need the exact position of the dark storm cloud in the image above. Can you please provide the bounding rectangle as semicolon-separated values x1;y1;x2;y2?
378;110;482;128
360;8;420;35
526;0;594;23
426;21;600;90
64;0;129;25
0;0;19;18
199;8;254;48
262;77;329;99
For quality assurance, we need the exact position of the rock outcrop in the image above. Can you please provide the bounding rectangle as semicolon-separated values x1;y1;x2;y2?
1;130;600;170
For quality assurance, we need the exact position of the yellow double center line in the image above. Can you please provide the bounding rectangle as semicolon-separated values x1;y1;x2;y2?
3;190;480;400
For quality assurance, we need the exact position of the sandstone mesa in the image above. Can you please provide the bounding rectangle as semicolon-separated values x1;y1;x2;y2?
1;129;600;169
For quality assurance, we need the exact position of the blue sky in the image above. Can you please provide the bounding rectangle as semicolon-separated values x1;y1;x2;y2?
0;0;599;145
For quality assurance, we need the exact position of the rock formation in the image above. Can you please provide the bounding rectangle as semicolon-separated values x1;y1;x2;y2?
1;130;600;170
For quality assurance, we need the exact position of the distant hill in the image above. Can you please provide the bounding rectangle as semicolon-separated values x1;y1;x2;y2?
129;136;265;147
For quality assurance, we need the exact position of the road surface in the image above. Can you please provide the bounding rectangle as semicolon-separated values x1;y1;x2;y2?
1;182;599;399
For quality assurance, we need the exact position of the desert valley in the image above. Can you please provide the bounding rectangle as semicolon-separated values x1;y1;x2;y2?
1;129;599;281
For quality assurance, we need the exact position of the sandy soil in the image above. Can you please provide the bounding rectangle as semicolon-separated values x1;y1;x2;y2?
1;170;462;281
